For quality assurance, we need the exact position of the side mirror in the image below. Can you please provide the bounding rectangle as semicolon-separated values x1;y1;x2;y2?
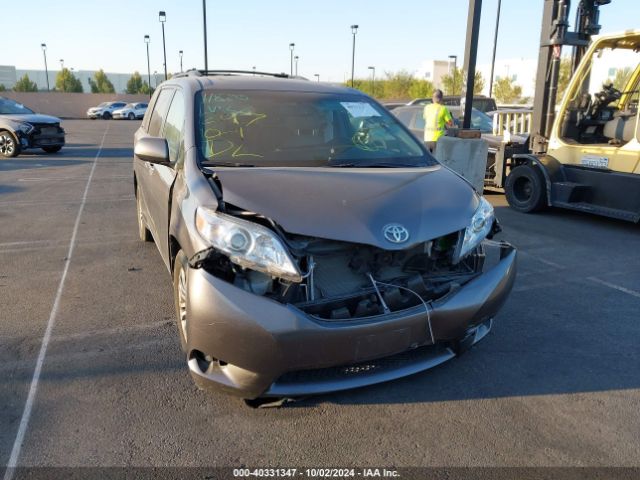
134;136;170;165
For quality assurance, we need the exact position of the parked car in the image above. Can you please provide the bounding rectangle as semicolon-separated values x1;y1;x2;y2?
382;102;406;111
86;101;127;120
133;71;517;400
113;102;148;120
392;105;527;149
408;95;498;114
0;96;65;157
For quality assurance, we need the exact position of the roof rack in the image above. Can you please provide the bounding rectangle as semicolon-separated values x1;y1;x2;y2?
173;69;292;79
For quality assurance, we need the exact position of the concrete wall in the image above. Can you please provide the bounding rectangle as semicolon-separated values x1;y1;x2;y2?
1;92;151;119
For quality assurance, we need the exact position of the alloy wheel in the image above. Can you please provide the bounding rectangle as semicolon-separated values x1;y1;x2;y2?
0;134;16;156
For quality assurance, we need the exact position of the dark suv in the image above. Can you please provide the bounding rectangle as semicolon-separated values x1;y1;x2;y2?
133;71;516;400
0;97;65;157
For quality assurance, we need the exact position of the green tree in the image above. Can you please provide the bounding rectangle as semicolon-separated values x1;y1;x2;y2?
0;84;7;92
126;72;154;95
55;68;83;92
408;79;434;99
126;71;144;94
441;68;485;96
88;69;115;93
380;70;414;99
140;81;153;96
13;74;39;92
493;76;523;104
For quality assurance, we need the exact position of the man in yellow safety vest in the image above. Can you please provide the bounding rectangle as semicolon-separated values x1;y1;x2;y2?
423;89;454;154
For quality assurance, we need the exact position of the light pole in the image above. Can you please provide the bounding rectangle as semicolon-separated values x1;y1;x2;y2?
294;55;299;76
252;66;256;75
448;55;458;95
159;11;167;80
144;35;151;97
41;43;50;91
179;50;183;72
153;71;158;89
202;0;208;71
368;66;375;96
350;25;358;87
489;0;501;98
59;59;64;70
314;74;319;82
289;43;295;77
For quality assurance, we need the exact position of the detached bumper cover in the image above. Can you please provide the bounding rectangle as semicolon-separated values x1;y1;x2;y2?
186;242;516;398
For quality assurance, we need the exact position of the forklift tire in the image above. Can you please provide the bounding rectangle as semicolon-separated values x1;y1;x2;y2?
505;164;547;213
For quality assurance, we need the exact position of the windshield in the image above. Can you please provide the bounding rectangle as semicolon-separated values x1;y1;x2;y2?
0;97;35;115
97;102;109;108
196;90;434;167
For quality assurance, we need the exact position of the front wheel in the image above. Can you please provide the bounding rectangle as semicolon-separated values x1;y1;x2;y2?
0;131;19;158
128;112;135;120
102;111;112;120
173;250;189;352
505;164;547;213
42;146;62;153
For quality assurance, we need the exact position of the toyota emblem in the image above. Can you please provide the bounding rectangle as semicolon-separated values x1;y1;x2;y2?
383;224;410;244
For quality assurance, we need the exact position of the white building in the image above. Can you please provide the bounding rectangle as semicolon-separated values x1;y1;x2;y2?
0;65;155;93
415;59;454;89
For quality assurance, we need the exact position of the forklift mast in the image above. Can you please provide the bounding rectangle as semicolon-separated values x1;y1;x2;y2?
531;0;611;154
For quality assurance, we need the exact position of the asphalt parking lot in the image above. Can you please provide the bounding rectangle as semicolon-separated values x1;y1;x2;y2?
1;120;639;469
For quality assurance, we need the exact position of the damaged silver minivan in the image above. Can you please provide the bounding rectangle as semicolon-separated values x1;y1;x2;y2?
133;71;517;400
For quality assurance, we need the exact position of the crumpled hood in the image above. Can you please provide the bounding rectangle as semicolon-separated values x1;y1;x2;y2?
209;166;479;249
1;113;60;124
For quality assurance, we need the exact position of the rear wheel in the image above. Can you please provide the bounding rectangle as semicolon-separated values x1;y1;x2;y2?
136;186;153;242
0;131;19;158
505;164;547;213
173;250;189;352
42;146;62;153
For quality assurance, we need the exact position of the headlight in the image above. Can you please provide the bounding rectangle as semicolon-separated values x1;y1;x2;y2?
457;196;494;261
17;122;34;134
195;207;302;282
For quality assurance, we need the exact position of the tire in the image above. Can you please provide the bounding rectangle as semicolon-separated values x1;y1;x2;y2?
102;111;112;120
136;186;153;242
128;112;135;120
0;131;20;158
173;249;189;352
42;146;62;153
505;164;547;213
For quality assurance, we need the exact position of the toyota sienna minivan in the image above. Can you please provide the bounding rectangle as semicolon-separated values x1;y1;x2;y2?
133;70;517;400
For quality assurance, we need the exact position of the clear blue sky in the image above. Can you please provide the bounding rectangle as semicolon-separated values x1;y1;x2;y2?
2;0;638;82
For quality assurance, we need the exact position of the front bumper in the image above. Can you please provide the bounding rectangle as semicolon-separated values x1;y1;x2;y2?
186;242;516;399
18;128;65;150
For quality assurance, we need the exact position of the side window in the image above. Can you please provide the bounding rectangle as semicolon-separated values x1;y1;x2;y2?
394;109;414;126
147;89;175;137
162;90;185;165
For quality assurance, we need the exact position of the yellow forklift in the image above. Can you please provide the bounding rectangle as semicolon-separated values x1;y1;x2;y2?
503;0;640;222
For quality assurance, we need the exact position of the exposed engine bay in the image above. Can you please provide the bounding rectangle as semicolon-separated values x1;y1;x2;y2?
190;204;492;322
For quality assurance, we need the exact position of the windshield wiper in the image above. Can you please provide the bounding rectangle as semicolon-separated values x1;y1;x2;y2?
200;161;255;167
328;162;423;168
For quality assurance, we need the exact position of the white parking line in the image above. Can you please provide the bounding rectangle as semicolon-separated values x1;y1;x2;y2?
587;276;640;300
3;125;110;480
